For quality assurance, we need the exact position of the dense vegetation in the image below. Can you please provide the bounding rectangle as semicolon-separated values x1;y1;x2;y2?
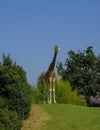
55;81;86;105
33;73;86;106
57;46;100;102
0;54;33;130
33;46;100;106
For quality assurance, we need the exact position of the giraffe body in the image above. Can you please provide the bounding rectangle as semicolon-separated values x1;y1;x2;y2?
42;46;59;104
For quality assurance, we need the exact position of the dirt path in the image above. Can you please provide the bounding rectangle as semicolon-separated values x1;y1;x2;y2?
21;105;50;130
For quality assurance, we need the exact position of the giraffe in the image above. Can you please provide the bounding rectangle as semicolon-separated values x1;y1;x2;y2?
42;45;60;104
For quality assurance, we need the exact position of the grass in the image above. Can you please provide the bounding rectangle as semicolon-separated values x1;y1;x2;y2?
40;104;100;130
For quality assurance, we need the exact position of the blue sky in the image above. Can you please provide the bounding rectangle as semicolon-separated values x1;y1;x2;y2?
0;0;100;84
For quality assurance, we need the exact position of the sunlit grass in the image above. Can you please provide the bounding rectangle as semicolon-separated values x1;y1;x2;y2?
41;104;100;130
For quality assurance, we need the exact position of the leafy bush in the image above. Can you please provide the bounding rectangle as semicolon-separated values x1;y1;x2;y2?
0;97;22;130
32;73;45;103
0;54;32;119
32;87;43;103
0;122;5;130
0;97;7;108
4;83;32;119
56;81;86;106
0;108;22;130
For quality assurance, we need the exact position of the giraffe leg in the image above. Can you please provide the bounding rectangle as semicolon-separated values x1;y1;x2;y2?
53;77;56;104
49;77;52;104
44;89;46;104
47;88;50;104
43;78;46;104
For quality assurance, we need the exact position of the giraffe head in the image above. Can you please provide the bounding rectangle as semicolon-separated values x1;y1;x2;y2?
54;45;60;52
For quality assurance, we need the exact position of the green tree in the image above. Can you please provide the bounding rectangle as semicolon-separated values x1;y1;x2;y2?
0;54;32;119
57;46;100;97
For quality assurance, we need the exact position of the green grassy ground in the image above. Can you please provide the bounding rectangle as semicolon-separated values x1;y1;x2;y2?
40;104;100;130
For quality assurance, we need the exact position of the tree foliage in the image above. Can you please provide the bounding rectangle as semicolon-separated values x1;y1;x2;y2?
0;54;33;129
57;46;100;98
0;97;22;130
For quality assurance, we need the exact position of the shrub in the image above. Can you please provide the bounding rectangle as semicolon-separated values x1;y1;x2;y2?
0;97;7;108
0;97;22;130
56;81;86;106
5;83;32;119
32;87;43;103
0;108;22;130
0;122;5;130
0;63;32;119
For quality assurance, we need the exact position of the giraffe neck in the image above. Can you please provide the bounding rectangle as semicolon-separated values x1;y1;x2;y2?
45;51;58;77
